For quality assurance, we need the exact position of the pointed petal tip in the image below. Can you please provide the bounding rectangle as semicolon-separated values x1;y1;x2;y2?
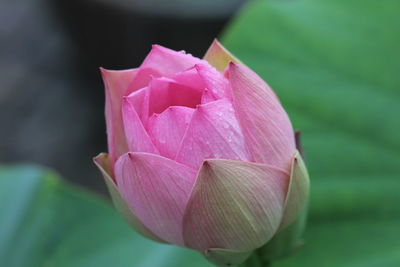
204;40;240;71
93;153;113;181
99;67;108;78
227;61;243;73
150;44;182;55
201;160;212;169
228;61;237;67
201;159;222;169
212;38;221;45
291;150;298;160
121;95;130;107
279;150;310;230
193;63;203;71
183;159;288;252
93;152;107;163
151;44;165;52
207;38;226;53
99;67;123;75
126;152;146;162
125;151;145;162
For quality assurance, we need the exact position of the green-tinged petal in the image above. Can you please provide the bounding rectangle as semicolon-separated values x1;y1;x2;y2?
93;153;165;243
183;159;289;253
204;248;253;267
203;39;241;71
279;150;310;230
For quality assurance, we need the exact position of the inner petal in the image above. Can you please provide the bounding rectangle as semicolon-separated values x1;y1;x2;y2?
195;64;231;103
127;45;208;93
147;77;202;116
124;87;149;123
175;99;250;169
147;106;194;159
172;67;206;91
172;64;231;104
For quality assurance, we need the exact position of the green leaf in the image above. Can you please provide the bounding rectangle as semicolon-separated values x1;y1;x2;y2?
222;0;400;266
0;165;213;267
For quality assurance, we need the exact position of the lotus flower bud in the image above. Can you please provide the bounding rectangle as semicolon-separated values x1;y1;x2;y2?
94;40;310;266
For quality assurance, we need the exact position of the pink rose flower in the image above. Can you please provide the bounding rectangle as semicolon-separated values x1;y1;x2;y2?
94;40;309;266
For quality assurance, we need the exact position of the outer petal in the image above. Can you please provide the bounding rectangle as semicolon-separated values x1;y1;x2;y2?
279;150;310;230
115;152;197;246
175;99;250;169
229;62;296;171
203;39;241;71
257;151;309;261
122;97;158;154
100;68;139;167
93;153;165;243
147;106;194;159
182;159;289;252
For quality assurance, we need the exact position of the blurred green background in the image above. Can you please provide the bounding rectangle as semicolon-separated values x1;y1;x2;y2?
1;0;399;266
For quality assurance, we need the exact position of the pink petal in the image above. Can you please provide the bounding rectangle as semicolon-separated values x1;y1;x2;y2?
131;45;207;89
121;97;158;154
148;106;194;159
228;62;296;171
115;152;197;246
182;159;289;251
142;45;206;76
147;77;202;117
124;87;149;123
129;67;161;91
195;64;231;103
172;67;206;91
203;39;241;71
175;99;250;169
93;153;165;243
171;64;231;103
100;68;139;167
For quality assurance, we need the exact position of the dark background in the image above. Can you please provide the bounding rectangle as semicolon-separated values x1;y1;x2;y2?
0;0;248;193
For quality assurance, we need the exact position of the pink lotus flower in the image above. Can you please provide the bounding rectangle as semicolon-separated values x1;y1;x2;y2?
94;40;309;266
